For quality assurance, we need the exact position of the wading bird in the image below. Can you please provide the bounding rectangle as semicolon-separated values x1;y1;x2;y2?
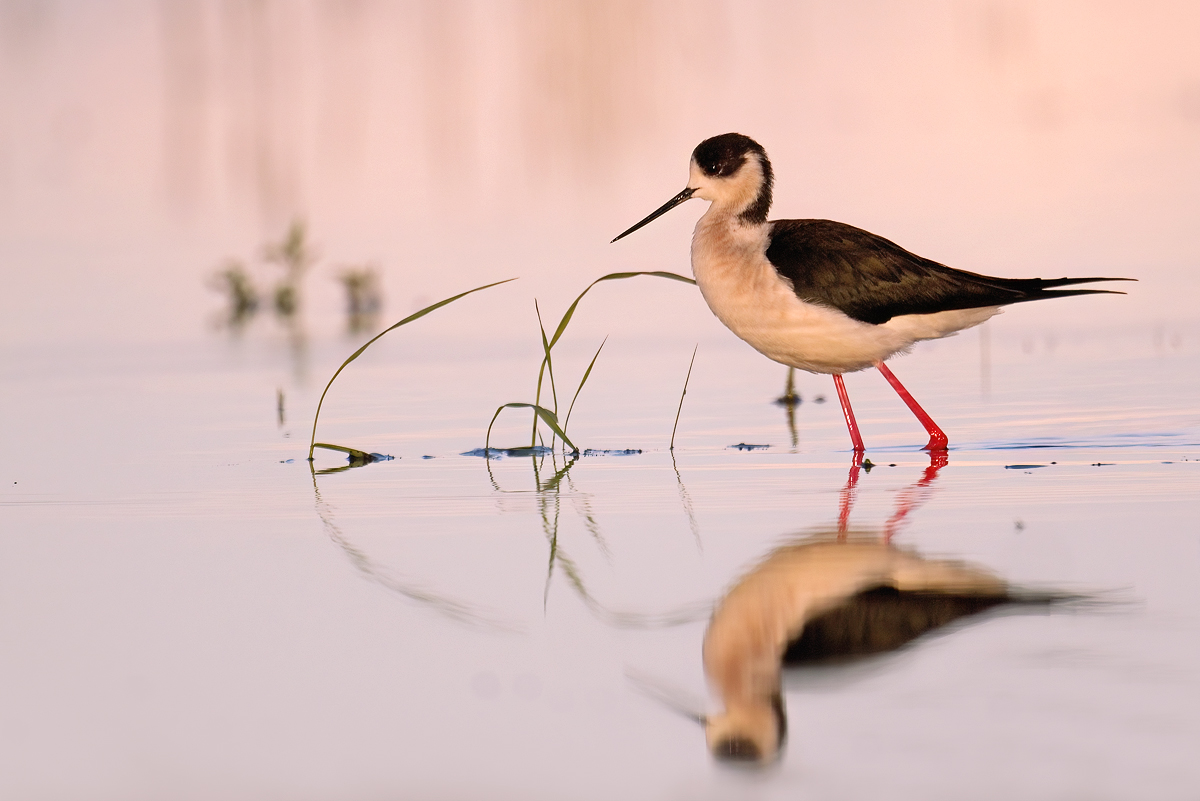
613;133;1130;454
702;529;1067;762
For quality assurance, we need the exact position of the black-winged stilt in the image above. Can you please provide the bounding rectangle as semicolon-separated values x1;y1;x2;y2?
613;133;1131;454
702;528;1066;762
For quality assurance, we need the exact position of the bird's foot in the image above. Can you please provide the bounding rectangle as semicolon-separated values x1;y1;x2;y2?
922;433;949;452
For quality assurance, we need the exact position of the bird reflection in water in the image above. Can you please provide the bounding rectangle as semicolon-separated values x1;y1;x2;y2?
838;450;947;538
701;456;1069;763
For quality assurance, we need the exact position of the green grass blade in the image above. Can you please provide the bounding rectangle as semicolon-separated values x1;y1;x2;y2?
504;272;696;457
307;278;516;460
548;271;695;349
670;345;698;451
487;402;577;454
312;443;373;460
535;301;559;413
532;300;560;447
531;357;547;447
563;336;607;433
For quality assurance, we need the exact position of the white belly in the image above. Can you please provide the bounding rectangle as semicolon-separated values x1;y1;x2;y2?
690;216;999;374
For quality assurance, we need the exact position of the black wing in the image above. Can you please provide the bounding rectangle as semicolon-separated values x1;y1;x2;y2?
782;584;1068;665
782;586;1010;664
765;219;1132;325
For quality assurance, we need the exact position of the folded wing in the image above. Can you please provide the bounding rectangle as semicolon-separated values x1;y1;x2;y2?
765;219;1132;326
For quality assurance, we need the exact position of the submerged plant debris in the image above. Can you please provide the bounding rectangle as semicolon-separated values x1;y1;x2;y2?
464;446;643;459
462;446;556;459
311;443;394;469
311;448;394;475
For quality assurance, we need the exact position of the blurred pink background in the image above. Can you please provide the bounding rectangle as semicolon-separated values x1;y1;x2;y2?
1;0;1197;344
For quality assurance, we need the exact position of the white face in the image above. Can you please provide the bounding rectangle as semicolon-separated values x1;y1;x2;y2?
688;153;766;215
611;145;770;242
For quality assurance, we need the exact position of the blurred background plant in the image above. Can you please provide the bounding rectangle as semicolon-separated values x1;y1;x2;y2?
337;265;383;334
209;219;385;337
207;259;260;330
208;220;314;329
263;220;315;318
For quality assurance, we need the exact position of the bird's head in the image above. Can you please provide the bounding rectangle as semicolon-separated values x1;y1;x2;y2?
703;692;787;764
689;133;773;219
612;133;774;242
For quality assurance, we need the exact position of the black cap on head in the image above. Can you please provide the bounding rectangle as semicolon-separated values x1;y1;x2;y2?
691;133;773;224
611;133;774;243
692;133;766;177
712;736;762;762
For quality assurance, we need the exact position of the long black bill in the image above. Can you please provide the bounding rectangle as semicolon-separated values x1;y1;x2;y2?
611;187;697;243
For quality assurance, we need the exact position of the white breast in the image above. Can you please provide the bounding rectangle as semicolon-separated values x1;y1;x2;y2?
690;212;999;374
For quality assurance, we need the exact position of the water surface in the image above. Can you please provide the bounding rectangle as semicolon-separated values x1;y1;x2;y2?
3;325;1198;799
2;2;1199;798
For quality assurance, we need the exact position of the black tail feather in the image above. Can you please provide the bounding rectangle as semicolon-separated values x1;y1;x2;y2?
1013;287;1129;303
1003;276;1136;294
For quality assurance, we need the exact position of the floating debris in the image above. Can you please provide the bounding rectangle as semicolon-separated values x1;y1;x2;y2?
311;449;395;475
582;448;642;456
462;446;556;459
730;443;770;451
352;452;393;465
311;443;394;465
1005;464;1048;469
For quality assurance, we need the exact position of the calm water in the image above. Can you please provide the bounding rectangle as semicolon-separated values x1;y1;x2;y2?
2;2;1199;799
3;320;1199;800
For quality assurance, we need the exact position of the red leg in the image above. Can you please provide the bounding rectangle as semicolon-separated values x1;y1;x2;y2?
832;374;865;455
875;362;948;451
837;458;861;536
883;451;948;541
